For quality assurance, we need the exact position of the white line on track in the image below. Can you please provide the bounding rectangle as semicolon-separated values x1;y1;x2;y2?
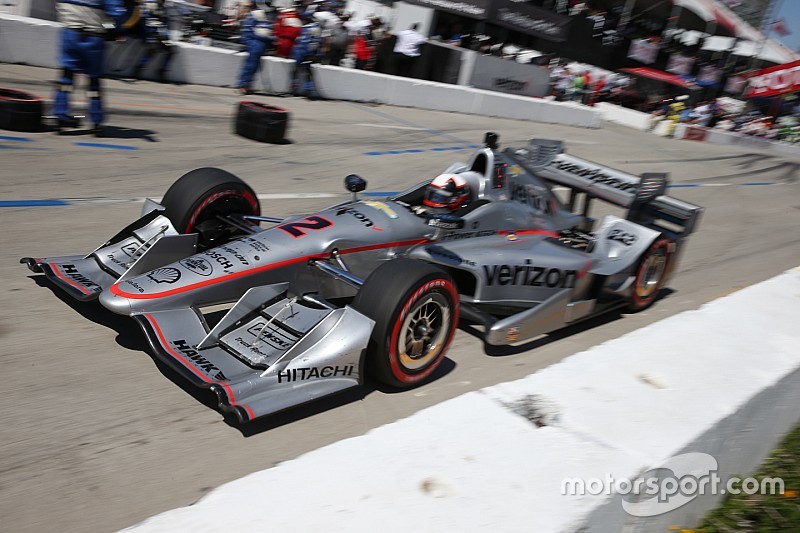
352;123;429;131
66;193;340;205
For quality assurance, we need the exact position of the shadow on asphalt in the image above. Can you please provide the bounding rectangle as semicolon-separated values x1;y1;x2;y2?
44;124;159;141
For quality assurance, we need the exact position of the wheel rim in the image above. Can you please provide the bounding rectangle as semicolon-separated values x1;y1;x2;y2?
397;293;451;371
635;249;667;300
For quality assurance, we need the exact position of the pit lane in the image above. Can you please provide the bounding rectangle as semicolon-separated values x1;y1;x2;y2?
1;63;798;532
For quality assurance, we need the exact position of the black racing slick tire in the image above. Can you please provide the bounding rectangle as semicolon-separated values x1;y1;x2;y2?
352;259;458;389
627;237;675;312
160;167;260;249
234;101;289;144
0;88;44;132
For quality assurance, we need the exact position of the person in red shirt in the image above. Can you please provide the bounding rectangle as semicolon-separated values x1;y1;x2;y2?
352;27;374;69
274;7;303;58
588;76;605;106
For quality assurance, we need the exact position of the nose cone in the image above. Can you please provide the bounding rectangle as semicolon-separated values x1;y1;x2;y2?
99;287;133;315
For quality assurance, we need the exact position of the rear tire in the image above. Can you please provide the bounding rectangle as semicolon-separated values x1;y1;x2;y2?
0;88;44;132
161;167;260;249
352;259;458;388
234;101;289;144
628;237;674;311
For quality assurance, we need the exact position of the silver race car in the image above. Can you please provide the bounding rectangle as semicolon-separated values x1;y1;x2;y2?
21;133;702;422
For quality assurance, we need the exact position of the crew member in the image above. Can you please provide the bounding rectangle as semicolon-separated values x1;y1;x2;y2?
236;1;274;95
290;13;323;98
133;0;174;82
392;22;426;78
53;0;127;135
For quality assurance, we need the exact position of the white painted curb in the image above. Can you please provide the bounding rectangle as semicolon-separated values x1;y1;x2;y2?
126;267;800;532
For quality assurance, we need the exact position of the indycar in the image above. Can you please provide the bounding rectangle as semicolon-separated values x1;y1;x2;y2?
21;133;702;422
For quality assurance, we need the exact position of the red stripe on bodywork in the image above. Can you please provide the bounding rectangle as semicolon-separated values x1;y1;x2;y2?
144;314;255;420
110;238;430;300
48;263;94;295
497;229;558;238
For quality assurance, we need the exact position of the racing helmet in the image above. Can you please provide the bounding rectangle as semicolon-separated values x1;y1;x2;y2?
423;173;471;211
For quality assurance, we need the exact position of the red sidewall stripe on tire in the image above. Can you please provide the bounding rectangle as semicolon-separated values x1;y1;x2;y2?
185;189;260;233
388;277;459;385
631;238;672;308
0;88;43;103
240;101;288;113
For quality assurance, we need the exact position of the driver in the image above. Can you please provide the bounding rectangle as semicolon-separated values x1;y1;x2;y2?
423;173;471;212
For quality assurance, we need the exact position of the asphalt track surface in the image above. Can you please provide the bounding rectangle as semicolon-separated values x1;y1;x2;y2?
2;63;799;532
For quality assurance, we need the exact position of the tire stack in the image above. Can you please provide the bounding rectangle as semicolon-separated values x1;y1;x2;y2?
0;88;44;132
234;101;290;144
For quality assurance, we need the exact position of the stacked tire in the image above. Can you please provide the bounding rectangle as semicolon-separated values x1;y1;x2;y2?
234;101;289;144
0;88;44;132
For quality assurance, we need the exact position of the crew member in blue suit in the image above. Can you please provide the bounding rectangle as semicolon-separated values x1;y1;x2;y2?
53;0;127;136
290;13;323;98
133;0;174;82
237;1;274;95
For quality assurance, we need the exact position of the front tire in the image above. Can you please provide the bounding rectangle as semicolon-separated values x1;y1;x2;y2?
160;167;260;249
628;237;674;311
352;259;458;388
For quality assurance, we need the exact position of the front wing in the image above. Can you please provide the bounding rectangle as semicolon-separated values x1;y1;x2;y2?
134;293;373;422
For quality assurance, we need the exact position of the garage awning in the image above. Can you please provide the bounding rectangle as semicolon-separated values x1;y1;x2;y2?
619;67;695;89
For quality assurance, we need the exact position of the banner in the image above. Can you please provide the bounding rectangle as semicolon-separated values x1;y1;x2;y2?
488;0;571;42
469;54;551;97
743;59;800;98
627;38;659;65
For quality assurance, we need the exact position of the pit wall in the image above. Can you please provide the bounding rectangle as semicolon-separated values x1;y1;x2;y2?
126;267;800;532
0;14;602;129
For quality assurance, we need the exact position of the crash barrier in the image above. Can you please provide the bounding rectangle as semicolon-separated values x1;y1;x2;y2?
0;14;296;90
673;123;800;158
312;65;601;128
127;267;800;532
0;14;602;129
595;102;654;131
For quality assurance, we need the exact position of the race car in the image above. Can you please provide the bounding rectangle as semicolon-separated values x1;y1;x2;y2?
21;133;702;423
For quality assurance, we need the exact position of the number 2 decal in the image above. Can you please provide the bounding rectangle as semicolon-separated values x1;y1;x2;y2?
608;228;637;246
277;216;334;238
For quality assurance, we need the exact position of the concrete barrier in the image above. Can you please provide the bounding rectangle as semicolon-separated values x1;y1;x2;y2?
0;14;59;68
595;102;653;131
1;14;601;129
126;267;800;532
674;123;800;158
311;64;601;128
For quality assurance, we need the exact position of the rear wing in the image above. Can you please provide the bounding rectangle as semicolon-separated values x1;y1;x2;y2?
506;139;703;239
